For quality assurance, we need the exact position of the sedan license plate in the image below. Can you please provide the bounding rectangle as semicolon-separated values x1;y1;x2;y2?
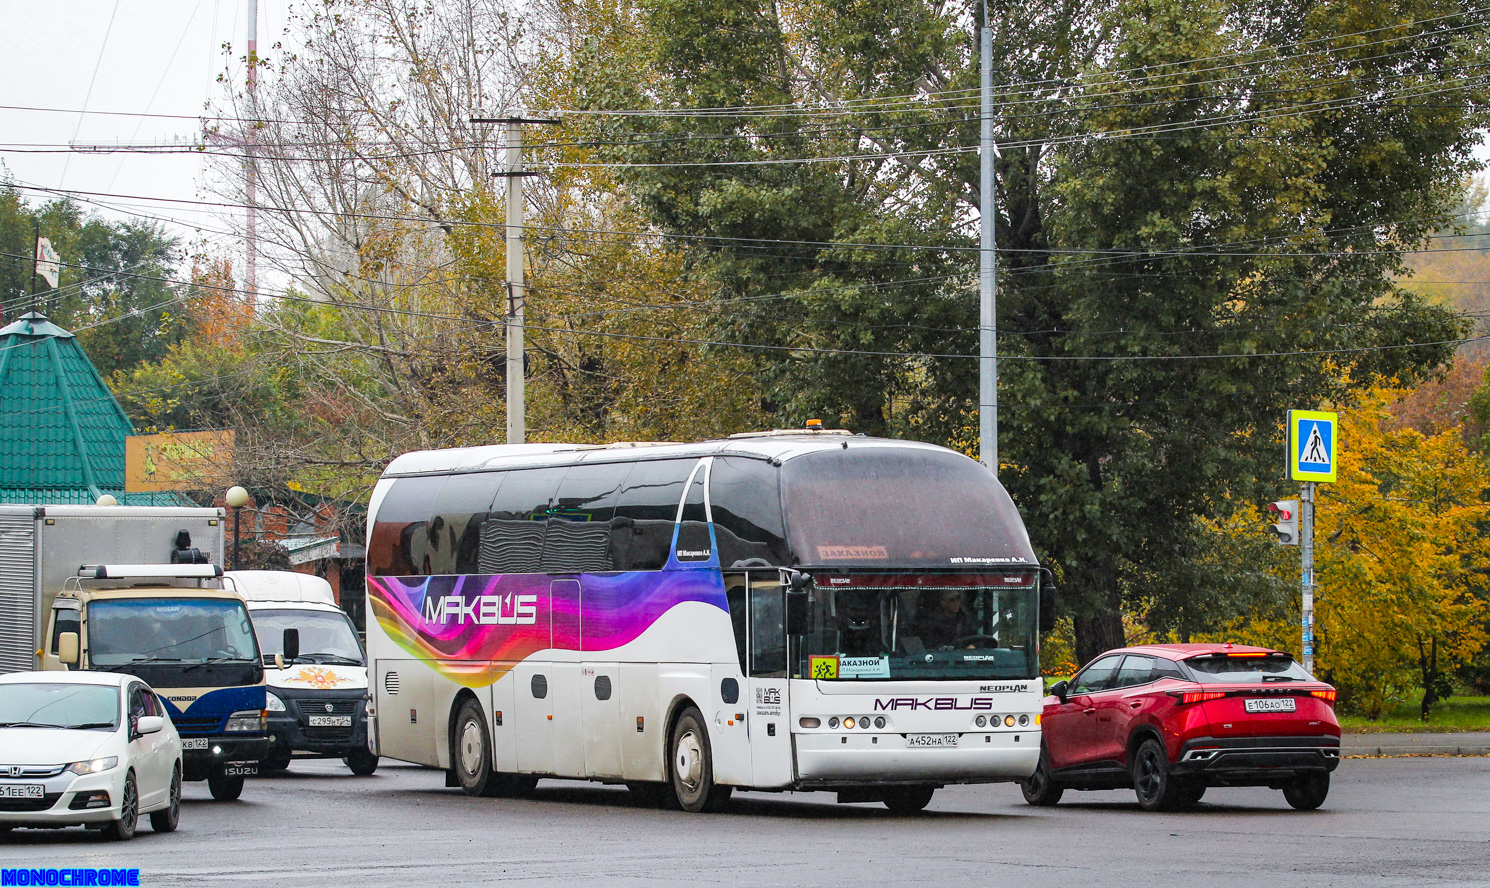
906;733;959;748
182;738;210;750
308;715;352;727
0;784;44;799
1244;697;1297;713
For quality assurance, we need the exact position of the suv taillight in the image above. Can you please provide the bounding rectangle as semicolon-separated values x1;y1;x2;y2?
1310;689;1337;704
1167;690;1225;705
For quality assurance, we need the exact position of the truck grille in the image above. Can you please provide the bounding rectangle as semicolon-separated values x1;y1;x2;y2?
173;716;223;734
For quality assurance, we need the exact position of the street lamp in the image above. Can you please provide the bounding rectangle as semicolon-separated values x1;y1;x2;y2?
225;486;250;570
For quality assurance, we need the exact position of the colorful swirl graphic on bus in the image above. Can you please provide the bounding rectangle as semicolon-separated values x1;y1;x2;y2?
367;571;728;686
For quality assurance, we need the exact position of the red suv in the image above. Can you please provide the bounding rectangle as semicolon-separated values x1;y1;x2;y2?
1022;643;1340;811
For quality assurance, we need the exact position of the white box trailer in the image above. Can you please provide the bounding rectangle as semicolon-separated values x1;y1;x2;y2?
0;504;226;672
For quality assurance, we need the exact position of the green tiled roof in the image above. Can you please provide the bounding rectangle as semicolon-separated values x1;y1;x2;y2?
0;312;136;503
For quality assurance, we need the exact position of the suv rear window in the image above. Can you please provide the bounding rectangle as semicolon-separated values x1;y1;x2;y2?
1182;655;1312;683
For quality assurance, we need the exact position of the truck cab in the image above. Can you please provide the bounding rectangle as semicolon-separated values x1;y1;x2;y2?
43;564;269;800
225;570;376;775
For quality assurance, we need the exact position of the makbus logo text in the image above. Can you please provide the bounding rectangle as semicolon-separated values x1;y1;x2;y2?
421;593;538;626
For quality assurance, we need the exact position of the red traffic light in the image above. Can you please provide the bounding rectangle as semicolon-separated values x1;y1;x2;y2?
1266;502;1293;520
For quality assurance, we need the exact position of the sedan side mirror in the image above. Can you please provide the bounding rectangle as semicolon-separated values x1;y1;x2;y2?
136;715;164;736
1047;679;1069;703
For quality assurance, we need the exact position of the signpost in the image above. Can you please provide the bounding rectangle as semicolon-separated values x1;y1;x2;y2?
1287;410;1338;674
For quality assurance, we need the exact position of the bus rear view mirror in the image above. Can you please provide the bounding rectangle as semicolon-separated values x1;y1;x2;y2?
784;571;812;636
283;628;300;662
1038;568;1058;634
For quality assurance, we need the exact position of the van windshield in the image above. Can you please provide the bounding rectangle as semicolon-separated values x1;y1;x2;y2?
252;608;365;664
88;598;260;667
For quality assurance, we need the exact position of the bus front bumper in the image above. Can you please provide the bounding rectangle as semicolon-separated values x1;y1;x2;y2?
793;730;1040;786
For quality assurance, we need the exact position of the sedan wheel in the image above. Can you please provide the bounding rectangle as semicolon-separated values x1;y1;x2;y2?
103;772;138;841
149;766;181;833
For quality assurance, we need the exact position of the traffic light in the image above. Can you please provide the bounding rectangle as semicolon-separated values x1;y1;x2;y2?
1266;500;1299;545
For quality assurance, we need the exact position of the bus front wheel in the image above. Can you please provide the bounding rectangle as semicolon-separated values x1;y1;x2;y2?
452;699;498;797
669;707;731;813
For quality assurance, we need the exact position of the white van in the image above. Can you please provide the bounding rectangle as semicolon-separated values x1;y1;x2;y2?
225;571;377;775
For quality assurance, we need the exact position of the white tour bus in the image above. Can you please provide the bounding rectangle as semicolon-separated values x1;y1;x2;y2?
364;429;1052;813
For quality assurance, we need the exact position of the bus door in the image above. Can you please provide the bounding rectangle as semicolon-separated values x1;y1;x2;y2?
746;575;793;787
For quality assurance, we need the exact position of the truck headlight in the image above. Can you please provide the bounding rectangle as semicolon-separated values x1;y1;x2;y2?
66;756;118;775
225;709;267;732
266;692;286;712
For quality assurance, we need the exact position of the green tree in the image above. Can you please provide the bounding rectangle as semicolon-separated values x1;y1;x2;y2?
564;0;1487;661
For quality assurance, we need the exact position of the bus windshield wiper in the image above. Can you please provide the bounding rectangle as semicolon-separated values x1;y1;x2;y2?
184;656;256;672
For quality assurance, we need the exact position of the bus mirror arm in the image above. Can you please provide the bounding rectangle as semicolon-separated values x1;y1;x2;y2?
1037;567;1058;634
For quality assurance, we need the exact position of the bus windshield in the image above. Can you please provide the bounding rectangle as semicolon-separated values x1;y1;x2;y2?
779;446;1035;568
797;573;1039;681
88;598;261;667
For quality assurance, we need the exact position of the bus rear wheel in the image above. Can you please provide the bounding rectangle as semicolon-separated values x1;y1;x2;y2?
669;707;731;813
883;785;936;815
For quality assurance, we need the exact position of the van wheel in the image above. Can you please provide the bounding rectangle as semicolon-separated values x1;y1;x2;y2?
102;772;138;840
344;748;379;776
883;785;936;815
452;699;498;797
207;769;244;801
1282;772;1329;810
669;707;730;812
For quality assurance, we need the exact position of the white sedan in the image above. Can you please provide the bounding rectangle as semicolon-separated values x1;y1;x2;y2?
0;671;183;840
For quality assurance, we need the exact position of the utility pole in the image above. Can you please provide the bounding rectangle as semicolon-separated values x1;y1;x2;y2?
470;113;560;445
979;3;999;476
245;0;259;311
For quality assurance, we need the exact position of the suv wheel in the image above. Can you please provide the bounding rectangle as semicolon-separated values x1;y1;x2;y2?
1131;738;1181;811
1020;745;1064;806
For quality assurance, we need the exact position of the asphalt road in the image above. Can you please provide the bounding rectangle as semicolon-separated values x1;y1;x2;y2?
3;755;1487;888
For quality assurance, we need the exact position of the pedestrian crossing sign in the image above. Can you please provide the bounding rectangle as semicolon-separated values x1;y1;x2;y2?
1288;410;1338;482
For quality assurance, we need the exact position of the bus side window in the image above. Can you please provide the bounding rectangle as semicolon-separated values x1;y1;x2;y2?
709;457;788;568
610;460;689;571
542;463;625;574
368;475;448;577
750;582;787;677
480;467;567;574
431;470;506;575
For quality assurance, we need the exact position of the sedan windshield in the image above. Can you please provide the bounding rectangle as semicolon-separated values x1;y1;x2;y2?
1182;655;1314;683
0;683;119;730
251;608;365;664
87;598;260;667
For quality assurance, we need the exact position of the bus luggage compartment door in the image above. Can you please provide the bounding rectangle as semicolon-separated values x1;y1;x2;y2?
513;660;555;774
582;662;623;778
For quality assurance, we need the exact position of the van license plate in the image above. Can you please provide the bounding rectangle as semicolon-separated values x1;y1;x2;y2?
0;784;44;799
1244;698;1296;713
182;738;209;750
906;734;959;748
309;716;352;727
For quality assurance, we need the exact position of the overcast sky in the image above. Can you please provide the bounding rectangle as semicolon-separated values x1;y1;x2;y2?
1;0;291;260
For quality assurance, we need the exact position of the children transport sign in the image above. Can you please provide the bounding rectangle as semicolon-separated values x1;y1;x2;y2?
1288;410;1338;483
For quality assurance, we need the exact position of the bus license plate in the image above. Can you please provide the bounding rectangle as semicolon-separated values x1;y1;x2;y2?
182;738;209;750
906;734;959;748
0;784;44;799
1244;698;1296;713
309;716;352;727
